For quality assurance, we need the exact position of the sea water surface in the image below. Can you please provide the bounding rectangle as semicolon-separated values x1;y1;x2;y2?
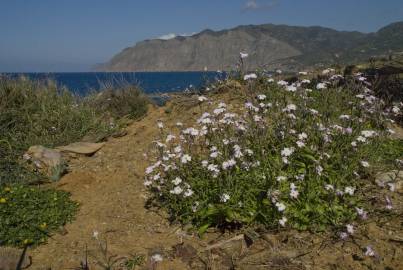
3;72;225;95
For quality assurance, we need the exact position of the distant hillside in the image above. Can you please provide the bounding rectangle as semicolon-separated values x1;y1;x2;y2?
96;21;403;72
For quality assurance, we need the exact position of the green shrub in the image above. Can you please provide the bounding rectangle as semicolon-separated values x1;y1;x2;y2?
86;83;149;120
0;185;78;247
0;77;148;185
144;73;402;234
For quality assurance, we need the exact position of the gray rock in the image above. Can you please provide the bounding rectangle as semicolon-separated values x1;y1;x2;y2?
56;142;105;155
25;145;65;181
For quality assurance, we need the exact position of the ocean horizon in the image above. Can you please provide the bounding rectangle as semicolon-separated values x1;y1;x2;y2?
1;71;226;95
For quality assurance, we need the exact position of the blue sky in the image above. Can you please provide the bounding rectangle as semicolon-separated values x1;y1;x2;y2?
1;0;402;72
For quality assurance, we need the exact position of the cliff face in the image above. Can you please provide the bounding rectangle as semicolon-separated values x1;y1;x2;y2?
96;22;403;72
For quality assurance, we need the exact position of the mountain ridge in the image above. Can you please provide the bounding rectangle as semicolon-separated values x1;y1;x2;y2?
96;21;403;72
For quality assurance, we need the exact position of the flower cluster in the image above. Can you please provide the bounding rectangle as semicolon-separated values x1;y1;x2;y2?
143;70;396;234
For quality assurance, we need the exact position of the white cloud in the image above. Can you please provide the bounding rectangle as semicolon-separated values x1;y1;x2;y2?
156;32;197;40
243;0;278;12
245;0;258;9
157;33;177;40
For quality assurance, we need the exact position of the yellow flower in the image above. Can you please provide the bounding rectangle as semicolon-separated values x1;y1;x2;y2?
40;223;47;229
23;239;32;245
4;187;11;192
0;198;6;203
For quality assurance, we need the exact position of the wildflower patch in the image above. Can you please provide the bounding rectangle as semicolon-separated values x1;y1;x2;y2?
144;73;402;234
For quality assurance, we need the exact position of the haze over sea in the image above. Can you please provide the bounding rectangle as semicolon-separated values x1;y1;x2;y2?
2;72;224;95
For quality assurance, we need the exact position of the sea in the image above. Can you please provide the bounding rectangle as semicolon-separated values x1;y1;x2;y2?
2;72;225;96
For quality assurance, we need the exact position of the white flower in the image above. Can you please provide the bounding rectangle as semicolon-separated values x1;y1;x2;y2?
344;186;355;195
170;186;183;195
298;132;308;140
387;183;396;192
93;231;99;239
276;69;282;74
172;177;182;185
286;85;297;92
361;130;377;138
240;52;248;58
392;106;400;114
210;151;219;158
275;202;286;212
339;232;348;240
281;147;295;157
316;165;323;176
339;114;350;120
277;80;288;86
355;207;368;220
257;94;266;100
233;145;243;158
276;176;287;182
316;83;327;89
360;161;370;168
198;96;208;102
220;193;230;203
222;159;236;170
385;196;393;209
322;68;332;75
283;104;297;112
364;246;375;257
201;160;208;167
346;224;354;234
145;166;154;175
244;73;257;80
279;216;288;227
144;180;152;186
245;148;254;156
155;141;166;148
325;184;334;191
174;145;182;153
309;108;319;115
183;127;199;136
299;71;308;75
166;134;176;143
207;164;220;175
213;107;226;115
296;141;305;148
184;189;194;197
245;102;259;112
268;78;274;83
181;154;192;164
157;121;164;129
151;254;163;262
176;122;183;127
290;189;299;199
253;115;262;122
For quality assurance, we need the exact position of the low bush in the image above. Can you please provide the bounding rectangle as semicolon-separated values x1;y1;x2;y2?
0;185;78;247
86;83;150;120
0;77;148;185
144;72;402;234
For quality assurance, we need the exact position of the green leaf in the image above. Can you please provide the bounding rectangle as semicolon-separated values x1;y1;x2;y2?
198;223;211;236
